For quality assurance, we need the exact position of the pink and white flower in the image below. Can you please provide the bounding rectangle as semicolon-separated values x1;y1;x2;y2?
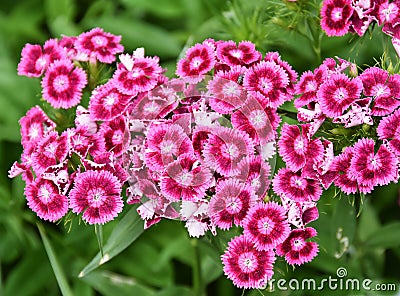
41;59;87;109
176;42;216;78
216;40;261;67
69;170;123;224
320;0;354;36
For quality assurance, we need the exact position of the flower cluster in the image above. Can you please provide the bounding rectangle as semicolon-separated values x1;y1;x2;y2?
10;28;130;224
292;57;399;195
320;0;400;54
9;27;400;291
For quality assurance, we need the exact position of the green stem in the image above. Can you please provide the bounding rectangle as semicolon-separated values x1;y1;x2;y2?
95;224;104;258
192;239;203;296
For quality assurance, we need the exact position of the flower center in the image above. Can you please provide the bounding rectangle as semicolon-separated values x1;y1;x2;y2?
222;143;239;158
290;176;306;189
112;130;124;144
238;252;258;273
144;101;160;114
249;110;267;129
53;75;70;92
294;137;306;152
92;35;108;47
89;188;106;206
28;124;41;140
105;93;116;106
292;238;305;250
331;7;343;21
191;57;203;69
226;196;242;214
222;81;241;96
39;185;52;203
372;84;389;97
230;49;243;59
36;57;47;70
161;140;176;154
260;78;273;93
258;216;274;235
131;68;144;78
177;171;193;186
334;87;348;101
382;3;399;22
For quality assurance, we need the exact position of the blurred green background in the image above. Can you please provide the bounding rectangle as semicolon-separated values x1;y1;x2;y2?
0;0;399;295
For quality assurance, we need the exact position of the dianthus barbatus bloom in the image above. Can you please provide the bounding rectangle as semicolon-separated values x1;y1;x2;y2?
112;56;163;95
207;76;247;114
231;96;278;142
222;235;275;289
69;170;123;224
350;138;398;188
31;131;69;176
74;27;124;63
295;65;328;108
377;109;400;155
176;42;216;78
331;146;360;194
160;153;212;202
236;156;271;199
180;200;215;238
89;82;133;121
317;73;363;117
17;39;66;77
216;40;262;67
100;116;129;157
24;178;69;222
19;106;56;149
144;123;194;171
203;126;254;177
278;123;324;172
320;0;354;36
243;61;290;108
276;227;319;265
243;202;290;251
280;194;319;228
41;59;87;109
359;67;400;116
273;168;322;202
209;179;257;230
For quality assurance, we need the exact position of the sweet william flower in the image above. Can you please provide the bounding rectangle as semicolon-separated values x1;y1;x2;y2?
243;202;291;251
41;59;87;109
75;27;124;63
222;235;275;289
276;227;319;265
176;42;216;78
320;0;354;36
216;40;262;67
377;109;400;155
69;170;123;224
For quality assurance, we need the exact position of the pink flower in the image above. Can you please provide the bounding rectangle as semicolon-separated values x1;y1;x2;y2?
75;27;124;63
350;138;398;188
89;82;133;121
207;76;247;114
176;42;216;77
203;126;254;177
17;39;66;77
236;156;271;199
317;73;362;117
216;40;261;66
19;106;56;149
359;67;400;116
209;179;257;230
180;200;215;237
243;202;290;251
31;131;69;176
295;66;328;108
66;126;105;157
320;0;354;36
222;235;275;289
377;109;400;155
160;153;212;202
100;116;129;157
69;170;123;224
278;124;324;172
112;56;163;95
145;123;194;171
273;168;322;202
231;96;279;143
243;61;290;108
41;59;87;109
276;228;319;265
331;146;360;194
24;178;68;221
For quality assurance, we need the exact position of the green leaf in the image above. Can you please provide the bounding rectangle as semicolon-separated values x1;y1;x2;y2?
80;270;155;296
120;0;185;18
364;222;400;249
156;286;194;296
79;206;144;277
38;223;74;296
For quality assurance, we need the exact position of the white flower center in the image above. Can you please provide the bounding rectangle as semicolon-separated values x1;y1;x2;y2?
53;75;70;92
332;7;343;21
93;36;108;47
